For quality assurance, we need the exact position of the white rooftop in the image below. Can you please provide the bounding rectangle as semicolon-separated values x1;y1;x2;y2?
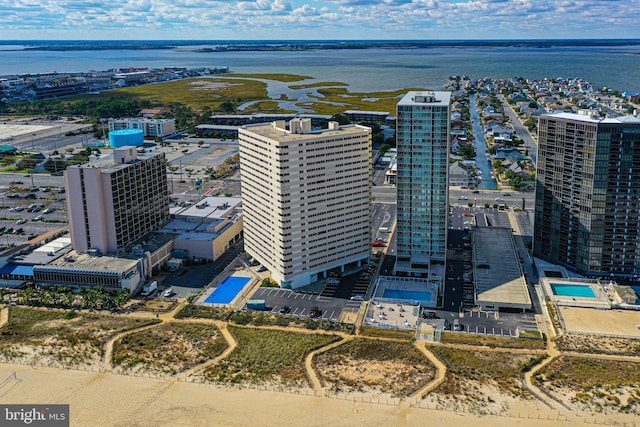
549;111;640;124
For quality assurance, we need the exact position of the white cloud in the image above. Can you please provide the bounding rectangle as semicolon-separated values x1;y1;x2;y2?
0;0;638;39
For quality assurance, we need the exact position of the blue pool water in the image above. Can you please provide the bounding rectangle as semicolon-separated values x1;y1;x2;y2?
204;276;251;304
383;289;433;303
551;284;596;298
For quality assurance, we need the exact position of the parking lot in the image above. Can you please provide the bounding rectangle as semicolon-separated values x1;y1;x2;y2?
418;306;540;337
250;287;362;322
0;184;68;248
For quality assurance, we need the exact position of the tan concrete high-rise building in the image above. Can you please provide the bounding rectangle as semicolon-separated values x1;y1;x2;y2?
65;146;169;254
239;119;372;289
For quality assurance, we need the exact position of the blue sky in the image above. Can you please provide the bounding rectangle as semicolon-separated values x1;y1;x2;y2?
1;0;639;40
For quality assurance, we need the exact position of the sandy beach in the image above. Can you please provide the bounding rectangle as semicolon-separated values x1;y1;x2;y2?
2;362;626;427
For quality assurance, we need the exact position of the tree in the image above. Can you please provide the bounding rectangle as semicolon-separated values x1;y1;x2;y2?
524;117;537;132
329;114;350;125
220;100;236;114
458;144;476;160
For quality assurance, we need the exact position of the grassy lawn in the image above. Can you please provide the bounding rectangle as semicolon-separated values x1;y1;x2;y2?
112;322;227;375
430;346;545;398
202;326;340;386
0;307;160;365
315;338;435;397
534;356;640;414
440;332;546;350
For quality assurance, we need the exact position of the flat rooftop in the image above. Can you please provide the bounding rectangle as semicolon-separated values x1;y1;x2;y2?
549;111;640;124
68;147;164;172
176;196;241;220
473;227;531;310
241;122;369;142
397;91;451;107
48;251;139;272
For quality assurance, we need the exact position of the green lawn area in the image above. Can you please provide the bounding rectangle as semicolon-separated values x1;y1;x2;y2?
202;326;339;386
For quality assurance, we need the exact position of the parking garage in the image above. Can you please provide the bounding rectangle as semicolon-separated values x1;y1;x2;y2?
472;226;531;312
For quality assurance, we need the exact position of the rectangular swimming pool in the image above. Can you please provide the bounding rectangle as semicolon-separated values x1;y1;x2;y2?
551;283;596;298
382;289;433;303
204;276;251;304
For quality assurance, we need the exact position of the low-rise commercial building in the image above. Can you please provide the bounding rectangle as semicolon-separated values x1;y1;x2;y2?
160;196;243;261
108;118;176;138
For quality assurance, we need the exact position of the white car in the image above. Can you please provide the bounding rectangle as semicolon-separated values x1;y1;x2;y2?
163;289;175;297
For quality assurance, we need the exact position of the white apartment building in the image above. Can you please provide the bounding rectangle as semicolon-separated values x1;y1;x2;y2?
395;91;451;277
239;119;372;289
65;146;170;254
108;117;176;138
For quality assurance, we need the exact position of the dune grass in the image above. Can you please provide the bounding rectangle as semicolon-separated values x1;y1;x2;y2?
534;356;640;414
315;338;435;397
0;307;160;364
202;326;339;386
112;322;228;375
440;332;546;350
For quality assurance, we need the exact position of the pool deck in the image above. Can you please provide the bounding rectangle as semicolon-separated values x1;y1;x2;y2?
540;277;611;309
373;276;439;307
364;300;420;331
198;272;256;307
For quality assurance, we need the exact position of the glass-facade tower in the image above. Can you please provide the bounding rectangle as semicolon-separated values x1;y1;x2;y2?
395;91;451;276
534;112;640;280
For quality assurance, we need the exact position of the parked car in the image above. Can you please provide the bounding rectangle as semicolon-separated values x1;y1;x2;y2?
16;219;27;225
372;241;386;247
278;305;291;314
33;215;44;221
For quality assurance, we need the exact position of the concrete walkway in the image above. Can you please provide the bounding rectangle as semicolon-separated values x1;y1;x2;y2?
0;305;8;329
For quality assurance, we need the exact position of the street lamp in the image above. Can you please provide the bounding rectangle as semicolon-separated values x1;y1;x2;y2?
31;133;35;151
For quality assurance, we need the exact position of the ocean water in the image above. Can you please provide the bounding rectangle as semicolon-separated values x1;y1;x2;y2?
2;44;640;92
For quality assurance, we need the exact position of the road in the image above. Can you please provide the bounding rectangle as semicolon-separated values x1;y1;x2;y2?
499;94;539;165
448;187;535;210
